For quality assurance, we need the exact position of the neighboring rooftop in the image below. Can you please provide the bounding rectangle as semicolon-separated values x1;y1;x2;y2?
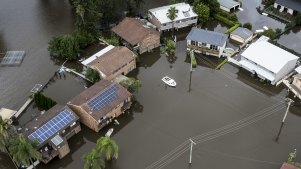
241;41;299;74
217;0;240;9
86;46;135;77
81;45;115;66
186;28;228;46
295;65;301;74
0;51;25;66
275;0;301;12
112;17;159;46
280;163;300;169
231;27;253;39
0;108;16;120
25;105;78;145
68;80;131;121
149;3;197;24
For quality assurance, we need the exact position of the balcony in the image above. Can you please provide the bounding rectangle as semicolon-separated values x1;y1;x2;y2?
187;44;219;55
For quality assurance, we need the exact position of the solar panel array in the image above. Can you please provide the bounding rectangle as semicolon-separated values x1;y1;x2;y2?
88;84;118;111
28;109;76;144
1;51;25;66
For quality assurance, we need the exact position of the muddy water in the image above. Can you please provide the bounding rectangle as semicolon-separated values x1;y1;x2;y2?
1;0;301;169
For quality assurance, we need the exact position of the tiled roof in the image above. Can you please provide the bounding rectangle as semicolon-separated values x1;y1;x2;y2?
231;27;253;39
186;27;228;47
68;80;132;121
112;17;159;46
87;46;135;77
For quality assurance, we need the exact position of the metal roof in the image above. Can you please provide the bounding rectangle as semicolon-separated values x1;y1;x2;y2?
186;28;228;47
275;0;301;12
231;27;253;40
217;0;240;9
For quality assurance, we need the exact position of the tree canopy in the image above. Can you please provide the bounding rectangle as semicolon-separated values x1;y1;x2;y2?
96;136;119;160
83;149;105;169
193;3;210;25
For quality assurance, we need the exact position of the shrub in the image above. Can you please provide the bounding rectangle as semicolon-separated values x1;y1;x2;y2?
34;92;57;110
275;28;282;35
295;13;301;26
85;67;100;83
48;34;80;60
225;24;240;34
120;78;142;93
243;22;252;30
73;30;96;49
260;28;277;40
214;14;236;27
189;51;197;68
164;39;176;55
229;13;238;22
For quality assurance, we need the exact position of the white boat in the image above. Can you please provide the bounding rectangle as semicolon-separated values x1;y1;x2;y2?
263;26;269;30
255;29;264;33
262;12;268;16
162;76;176;87
105;128;114;137
238;7;244;11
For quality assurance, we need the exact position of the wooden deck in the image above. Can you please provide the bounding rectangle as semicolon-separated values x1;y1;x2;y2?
187;45;219;55
283;80;301;100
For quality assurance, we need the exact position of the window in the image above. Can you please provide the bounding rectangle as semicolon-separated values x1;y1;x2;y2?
202;43;207;46
163;23;167;26
210;45;218;50
191;40;197;46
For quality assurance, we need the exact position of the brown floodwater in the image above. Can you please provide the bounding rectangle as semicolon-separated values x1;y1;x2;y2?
1;0;301;169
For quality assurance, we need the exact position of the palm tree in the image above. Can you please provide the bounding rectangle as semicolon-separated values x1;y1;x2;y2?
96;136;119;160
0;116;14;152
9;134;41;169
83;149;105;169
76;4;85;24
166;6;179;35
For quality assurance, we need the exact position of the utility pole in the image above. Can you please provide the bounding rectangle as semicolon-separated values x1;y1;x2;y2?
189;139;196;164
276;98;294;142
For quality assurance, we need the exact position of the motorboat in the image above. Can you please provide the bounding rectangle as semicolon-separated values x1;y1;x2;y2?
162;76;176;87
105;128;114;137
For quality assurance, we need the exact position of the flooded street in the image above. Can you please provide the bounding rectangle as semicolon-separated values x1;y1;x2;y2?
0;0;301;169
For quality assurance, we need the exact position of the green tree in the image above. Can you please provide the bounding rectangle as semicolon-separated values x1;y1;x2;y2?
261;28;277;40
83;149;105;169
194;0;220;16
120;78;142;93
76;4;85;24
243;22;252;30
193;3;210;25
167;6;179;34
171;0;185;4
9;134;41;169
73;30;96;49
48;34;80;60
0;116;14;152
164;39;176;55
85;68;100;84
295;13;301;26
229;13;238;22
34;92;57;110
96;136;119;160
126;0;144;16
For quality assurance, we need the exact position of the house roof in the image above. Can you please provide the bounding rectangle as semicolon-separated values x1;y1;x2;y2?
68;80;132;121
275;0;301;12
0;108;16;120
186;28;228;47
148;3;197;24
81;45;115;66
241;41;299;74
280;163;300;169
87;46;136;77
231;27;253;39
24;105;79;145
217;0;240;9
112;17;159;46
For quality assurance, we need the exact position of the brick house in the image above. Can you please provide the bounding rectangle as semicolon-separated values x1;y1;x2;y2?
23;105;81;164
81;45;136;80
67;80;132;132
112;17;160;54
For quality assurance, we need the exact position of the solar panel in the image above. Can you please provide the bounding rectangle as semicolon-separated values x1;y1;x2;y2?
87;84;118;111
28;109;76;144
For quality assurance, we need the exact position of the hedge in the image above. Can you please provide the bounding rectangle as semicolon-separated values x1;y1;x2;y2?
190;50;197;68
214;14;236;27
225;24;240;34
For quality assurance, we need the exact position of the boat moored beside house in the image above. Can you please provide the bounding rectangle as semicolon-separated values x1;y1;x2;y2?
81;45;136;80
67;80;132;132
239;40;299;85
148;3;198;32
186;28;228;58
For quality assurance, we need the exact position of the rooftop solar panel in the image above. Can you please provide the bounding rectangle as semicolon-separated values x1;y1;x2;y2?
28;109;76;144
87;84;118;111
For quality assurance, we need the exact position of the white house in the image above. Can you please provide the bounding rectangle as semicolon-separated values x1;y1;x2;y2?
230;27;253;44
239;41;299;85
217;0;241;12
274;0;301;15
186;28;228;58
148;3;198;32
